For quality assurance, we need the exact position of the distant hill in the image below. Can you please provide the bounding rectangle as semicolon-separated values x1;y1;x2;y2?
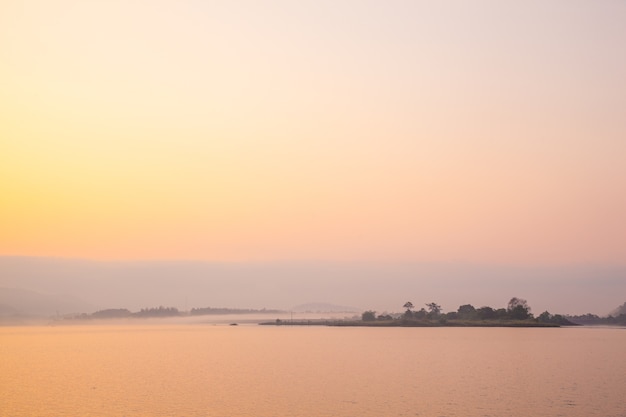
0;287;96;317
292;302;360;313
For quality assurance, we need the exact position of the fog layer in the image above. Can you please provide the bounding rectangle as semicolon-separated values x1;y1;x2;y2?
2;257;624;317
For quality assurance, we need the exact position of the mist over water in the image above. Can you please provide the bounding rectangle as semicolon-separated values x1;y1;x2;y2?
2;257;625;316
2;325;625;417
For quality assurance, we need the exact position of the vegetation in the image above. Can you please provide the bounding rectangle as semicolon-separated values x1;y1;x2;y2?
536;311;576;326
357;297;575;327
69;305;285;320
134;306;180;317
90;308;132;319
426;302;442;318
59;299;626;328
565;313;626;326
507;297;532;320
361;310;377;321
68;306;180;320
190;307;283;315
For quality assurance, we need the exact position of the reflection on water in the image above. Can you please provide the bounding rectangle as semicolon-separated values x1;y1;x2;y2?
1;325;625;417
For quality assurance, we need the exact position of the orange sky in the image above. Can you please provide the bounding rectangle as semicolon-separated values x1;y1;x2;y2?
1;0;625;264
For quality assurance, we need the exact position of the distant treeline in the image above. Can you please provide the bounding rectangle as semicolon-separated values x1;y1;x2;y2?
362;298;577;326
565;313;626;326
190;307;283;315
71;305;285;320
78;306;180;319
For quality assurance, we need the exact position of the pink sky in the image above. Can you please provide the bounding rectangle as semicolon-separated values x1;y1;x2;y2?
2;0;625;265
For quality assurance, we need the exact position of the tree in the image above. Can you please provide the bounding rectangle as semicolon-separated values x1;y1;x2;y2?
446;311;458;320
403;301;414;318
476;306;496;320
426;302;441;318
362;310;376;322
507;297;531;320
538;311;552;323
457;304;476;320
537;311;575;326
414;308;427;319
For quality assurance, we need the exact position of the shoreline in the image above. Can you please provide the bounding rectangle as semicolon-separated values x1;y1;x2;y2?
259;319;563;328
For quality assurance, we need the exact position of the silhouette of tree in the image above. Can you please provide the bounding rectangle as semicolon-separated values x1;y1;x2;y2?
403;301;414;318
134;306;180;318
538;311;552;323
507;297;531;320
426;302;441;317
476;306;496;320
362;310;376;321
457;304;476;319
414;308;427;319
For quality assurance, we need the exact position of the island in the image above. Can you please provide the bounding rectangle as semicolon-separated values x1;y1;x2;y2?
260;298;577;327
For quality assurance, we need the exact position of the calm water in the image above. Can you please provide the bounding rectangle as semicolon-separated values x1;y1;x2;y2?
1;324;625;417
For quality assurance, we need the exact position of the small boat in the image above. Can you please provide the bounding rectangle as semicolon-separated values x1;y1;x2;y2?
229;323;238;326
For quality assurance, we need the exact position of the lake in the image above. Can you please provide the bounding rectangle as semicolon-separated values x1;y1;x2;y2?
1;324;625;417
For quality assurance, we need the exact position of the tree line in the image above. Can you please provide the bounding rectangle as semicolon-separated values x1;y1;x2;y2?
362;297;575;325
78;306;180;319
71;305;285;320
190;307;283;315
563;313;626;326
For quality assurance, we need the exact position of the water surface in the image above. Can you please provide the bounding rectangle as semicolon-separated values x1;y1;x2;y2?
1;325;624;416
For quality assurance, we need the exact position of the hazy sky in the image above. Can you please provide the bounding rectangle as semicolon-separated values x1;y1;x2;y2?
2;0;625;264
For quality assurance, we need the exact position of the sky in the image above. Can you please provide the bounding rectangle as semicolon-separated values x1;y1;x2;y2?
1;0;626;265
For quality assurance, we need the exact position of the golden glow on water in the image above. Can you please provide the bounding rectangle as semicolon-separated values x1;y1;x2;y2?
1;325;625;417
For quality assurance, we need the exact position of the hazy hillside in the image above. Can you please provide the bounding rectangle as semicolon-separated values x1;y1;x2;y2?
0;287;96;317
